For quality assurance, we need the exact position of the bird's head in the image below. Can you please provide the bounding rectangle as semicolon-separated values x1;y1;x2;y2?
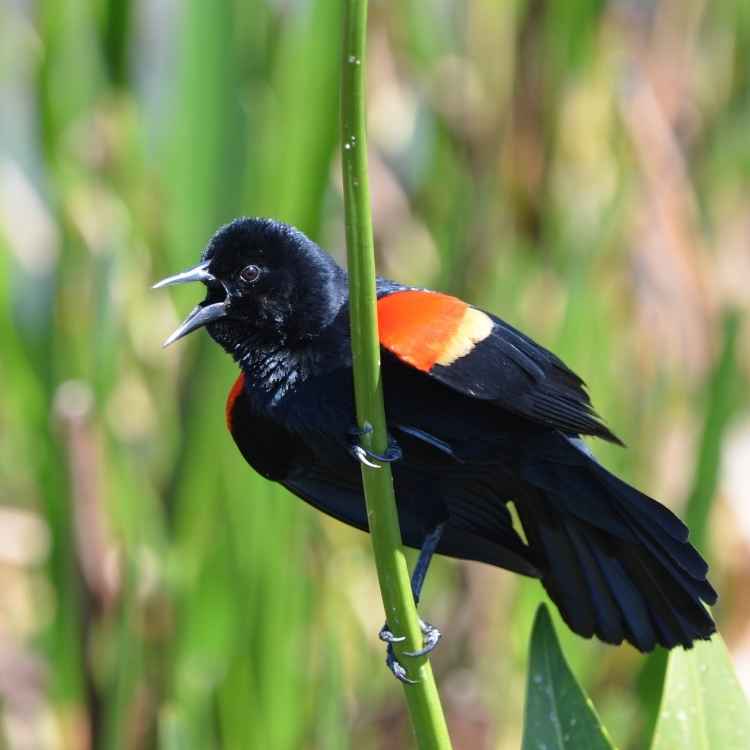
155;218;347;357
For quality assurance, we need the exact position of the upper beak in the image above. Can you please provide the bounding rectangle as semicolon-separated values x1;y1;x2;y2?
152;260;215;289
154;261;228;347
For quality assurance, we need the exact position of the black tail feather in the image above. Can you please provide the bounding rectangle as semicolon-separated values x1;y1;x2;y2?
518;499;598;639
515;474;716;652
585;539;656;651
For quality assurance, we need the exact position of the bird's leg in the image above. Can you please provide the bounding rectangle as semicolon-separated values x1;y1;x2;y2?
349;424;403;468
410;523;445;605
380;523;445;682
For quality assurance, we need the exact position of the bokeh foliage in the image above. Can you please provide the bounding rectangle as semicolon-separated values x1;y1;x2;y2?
0;0;748;748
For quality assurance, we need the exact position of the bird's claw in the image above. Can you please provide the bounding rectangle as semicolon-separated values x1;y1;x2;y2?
380;618;441;682
366;440;403;464
379;624;406;644
349;426;403;468
351;444;382;469
403;618;441;657
386;643;418;684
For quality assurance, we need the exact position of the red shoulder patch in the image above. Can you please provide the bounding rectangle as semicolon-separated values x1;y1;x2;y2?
226;373;247;432
377;290;493;372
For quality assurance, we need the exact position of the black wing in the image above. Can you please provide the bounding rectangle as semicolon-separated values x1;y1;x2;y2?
376;287;621;444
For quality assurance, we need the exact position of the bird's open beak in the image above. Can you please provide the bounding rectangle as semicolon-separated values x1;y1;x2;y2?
153;261;228;347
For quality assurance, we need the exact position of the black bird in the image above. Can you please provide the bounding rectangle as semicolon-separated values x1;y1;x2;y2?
155;217;716;681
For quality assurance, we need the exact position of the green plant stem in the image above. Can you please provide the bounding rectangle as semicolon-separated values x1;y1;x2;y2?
340;2;453;748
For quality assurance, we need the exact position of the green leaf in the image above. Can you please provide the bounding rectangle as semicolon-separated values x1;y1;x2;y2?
523;605;615;750
651;635;750;750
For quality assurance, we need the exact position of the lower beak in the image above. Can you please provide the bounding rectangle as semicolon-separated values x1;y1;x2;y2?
154;261;228;347
162;302;228;348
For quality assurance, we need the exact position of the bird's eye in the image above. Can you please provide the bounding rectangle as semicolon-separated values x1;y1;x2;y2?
239;264;261;285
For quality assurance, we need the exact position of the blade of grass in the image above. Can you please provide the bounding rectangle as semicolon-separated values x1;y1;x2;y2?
636;309;742;745
341;1;453;747
684;309;742;552
248;0;343;237
158;2;246;745
221;2;343;744
34;0;103;720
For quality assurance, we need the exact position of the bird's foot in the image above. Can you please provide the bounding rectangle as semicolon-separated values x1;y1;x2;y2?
379;618;442;683
349;425;402;469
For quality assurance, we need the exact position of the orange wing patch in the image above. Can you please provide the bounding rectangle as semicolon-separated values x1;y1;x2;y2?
377;291;493;371
226;373;247;432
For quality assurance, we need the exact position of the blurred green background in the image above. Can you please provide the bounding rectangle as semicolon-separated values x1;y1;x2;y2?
1;0;749;748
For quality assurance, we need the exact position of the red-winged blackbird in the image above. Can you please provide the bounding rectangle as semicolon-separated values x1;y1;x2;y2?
156;217;716;681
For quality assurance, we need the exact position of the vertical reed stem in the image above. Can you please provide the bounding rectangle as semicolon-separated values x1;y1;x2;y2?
340;1;453;747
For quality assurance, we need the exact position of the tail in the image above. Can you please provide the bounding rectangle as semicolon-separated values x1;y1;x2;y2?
514;436;717;652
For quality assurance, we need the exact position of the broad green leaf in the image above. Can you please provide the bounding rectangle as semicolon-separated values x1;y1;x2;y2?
651;635;750;750
522;605;615;750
